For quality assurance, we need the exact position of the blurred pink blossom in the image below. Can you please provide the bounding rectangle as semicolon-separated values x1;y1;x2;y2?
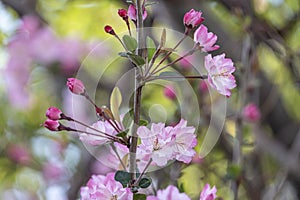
80;173;133;200
7;144;31;165
163;85;176;100
204;54;236;97
42;162;65;181
242;103;261;122
147;185;191;200
199;81;209;94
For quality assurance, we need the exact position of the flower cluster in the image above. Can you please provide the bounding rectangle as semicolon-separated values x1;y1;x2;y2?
137;119;197;166
81;173;133;200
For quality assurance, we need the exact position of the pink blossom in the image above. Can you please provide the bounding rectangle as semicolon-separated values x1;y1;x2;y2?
66;78;85;95
194;25;219;52
163;85;176;100
80;120;120;145
7;144;31;165
46;107;63;120
80;173;133;200
204;54;236;97
44;119;60;131
200;184;217;200
42;162;65;181
147;185;191;200
183;9;204;28
137;119;197;166
242;103;261;122
128;4;147;22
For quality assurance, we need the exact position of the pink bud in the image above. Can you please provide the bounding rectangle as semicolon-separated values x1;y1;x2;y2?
118;9;128;19
242;103;261;122
183;9;204;29
128;4;147;22
66;78;85;95
163;85;176;100
46;107;62;120
44;119;60;131
104;25;116;35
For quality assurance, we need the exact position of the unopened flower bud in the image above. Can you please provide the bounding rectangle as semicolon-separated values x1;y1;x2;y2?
44;119;61;131
118;9;128;20
66;78;85;95
183;9;204;29
46;107;63;120
242;103;261;122
104;25;116;35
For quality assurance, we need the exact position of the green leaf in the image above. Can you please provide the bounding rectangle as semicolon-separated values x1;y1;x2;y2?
123;35;137;52
159;71;185;81
133;193;147;200
127;53;145;66
122;109;134;129
139;119;148;126
114;171;131;187
119;52;128;58
160;28;166;47
147;36;156;61
110;87;122;123
138;177;152;188
116;129;128;138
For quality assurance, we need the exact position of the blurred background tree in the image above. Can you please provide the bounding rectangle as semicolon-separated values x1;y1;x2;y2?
0;0;299;199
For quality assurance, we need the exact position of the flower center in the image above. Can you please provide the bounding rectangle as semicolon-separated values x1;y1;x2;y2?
111;194;118;200
153;137;160;151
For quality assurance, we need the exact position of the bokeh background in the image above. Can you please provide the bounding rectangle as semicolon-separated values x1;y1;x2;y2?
0;0;300;199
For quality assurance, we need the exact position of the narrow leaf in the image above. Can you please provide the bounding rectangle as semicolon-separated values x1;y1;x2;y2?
159;71;185;81
116;130;128;138
123;35;137;52
133;194;147;200
139;119;148;126
110;87;122;122
122;109;134;129
160;29;166;47
139;177;152;188
114;171;131;187
127;53;145;66
147;36;156;61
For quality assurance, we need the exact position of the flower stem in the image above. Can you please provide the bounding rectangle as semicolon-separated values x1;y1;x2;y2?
135;158;152;186
110;143;127;171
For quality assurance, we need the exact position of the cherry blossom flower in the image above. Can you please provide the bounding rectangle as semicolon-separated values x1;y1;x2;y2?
163;85;176;100
46;107;63;120
204;54;236;97
194;25;219;52
80;173;133;200
128;4;147;22
137;120;197;166
147;185;191;200
183;9;204;29
242;103;261;122
66;78;86;95
200;184;217;200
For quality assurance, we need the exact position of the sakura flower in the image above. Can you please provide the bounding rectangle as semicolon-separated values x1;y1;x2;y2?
183;9;204;29
194;25;219;52
171;119;197;163
163;85;176;100
200;184;217;200
204;54;236;97
80;120;119;145
46;107;63;120
66;78;86;95
147;185;191;200
242;103;261;122
137;120;197;166
80;173;133;200
128;4;147;22
137;123;174;166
